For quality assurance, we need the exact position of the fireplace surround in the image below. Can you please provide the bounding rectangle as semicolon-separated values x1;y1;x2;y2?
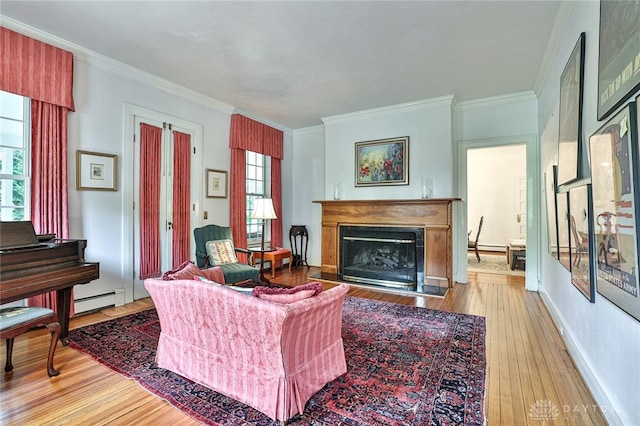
313;198;460;296
339;225;424;291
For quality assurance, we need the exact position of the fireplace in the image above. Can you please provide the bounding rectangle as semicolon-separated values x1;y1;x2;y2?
339;226;424;291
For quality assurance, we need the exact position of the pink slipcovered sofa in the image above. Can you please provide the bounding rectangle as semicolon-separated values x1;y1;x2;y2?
144;278;350;423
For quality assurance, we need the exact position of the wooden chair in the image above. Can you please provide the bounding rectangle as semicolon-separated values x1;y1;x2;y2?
468;216;484;262
0;307;61;377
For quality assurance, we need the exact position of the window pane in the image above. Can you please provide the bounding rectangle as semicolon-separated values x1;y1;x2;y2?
0;118;25;149
0;206;25;221
0;147;25;175
0;178;26;210
0;92;24;121
255;180;264;194
246;151;256;165
247;164;256;180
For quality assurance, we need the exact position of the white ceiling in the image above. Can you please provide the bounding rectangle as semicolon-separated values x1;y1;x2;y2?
1;1;562;129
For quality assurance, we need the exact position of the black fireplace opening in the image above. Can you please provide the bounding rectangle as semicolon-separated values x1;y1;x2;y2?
339;225;424;291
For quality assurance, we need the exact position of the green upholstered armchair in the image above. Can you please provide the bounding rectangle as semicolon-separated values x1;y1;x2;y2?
193;224;259;284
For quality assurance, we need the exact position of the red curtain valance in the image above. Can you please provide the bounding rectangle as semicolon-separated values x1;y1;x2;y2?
0;27;75;111
229;114;283;159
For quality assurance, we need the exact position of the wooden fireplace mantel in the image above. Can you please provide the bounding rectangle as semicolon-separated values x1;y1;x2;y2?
313;198;462;290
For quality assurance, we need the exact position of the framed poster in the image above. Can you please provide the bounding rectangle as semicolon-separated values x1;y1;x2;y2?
355;136;408;187
569;185;596;302
589;103;640;322
557;190;572;272
557;32;585;186
76;150;117;191
206;169;228;198
597;0;640;120
545;165;560;259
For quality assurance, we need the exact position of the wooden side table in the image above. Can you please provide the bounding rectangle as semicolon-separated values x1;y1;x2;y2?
251;248;293;279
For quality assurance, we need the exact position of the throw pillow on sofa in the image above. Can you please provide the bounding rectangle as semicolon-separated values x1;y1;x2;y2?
162;260;225;284
206;239;238;265
253;282;323;304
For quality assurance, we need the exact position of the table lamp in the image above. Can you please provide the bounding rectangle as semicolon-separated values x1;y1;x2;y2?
251;198;277;281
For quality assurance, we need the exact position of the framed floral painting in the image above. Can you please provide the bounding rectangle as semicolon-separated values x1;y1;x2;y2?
355;136;408;187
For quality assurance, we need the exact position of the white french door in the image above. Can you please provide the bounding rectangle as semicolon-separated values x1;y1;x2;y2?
129;109;202;300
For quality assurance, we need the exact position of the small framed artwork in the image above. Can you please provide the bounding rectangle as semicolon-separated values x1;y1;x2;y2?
206;169;228;198
355;136;409;187
556;190;572;272
597;1;640;120
557;32;585;186
569;184;595;302
76;150;117;191
545;165;559;259
589;102;640;322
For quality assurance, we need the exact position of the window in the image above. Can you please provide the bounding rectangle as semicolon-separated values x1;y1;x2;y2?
0;91;30;221
246;151;266;244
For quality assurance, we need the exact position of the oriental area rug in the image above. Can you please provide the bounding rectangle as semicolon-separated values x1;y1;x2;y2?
68;296;486;425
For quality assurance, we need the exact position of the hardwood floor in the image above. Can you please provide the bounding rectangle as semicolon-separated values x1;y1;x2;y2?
0;266;607;425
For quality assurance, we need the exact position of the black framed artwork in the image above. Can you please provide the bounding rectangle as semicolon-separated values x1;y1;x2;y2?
589;102;640;322
557;190;572;272
569;185;596;302
597;0;640;120
558;32;585;186
545;165;560;260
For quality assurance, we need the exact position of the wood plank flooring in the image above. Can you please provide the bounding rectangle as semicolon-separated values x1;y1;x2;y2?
0;266;607;425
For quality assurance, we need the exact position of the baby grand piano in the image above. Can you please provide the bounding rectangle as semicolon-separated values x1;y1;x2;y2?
0;221;100;344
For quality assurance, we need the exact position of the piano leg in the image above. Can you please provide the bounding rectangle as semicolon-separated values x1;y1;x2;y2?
56;288;73;345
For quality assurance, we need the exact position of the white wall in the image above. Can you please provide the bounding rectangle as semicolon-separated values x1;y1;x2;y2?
453;93;540;288
290;126;325;266
69;57;234;306
537;2;640;424
322;97;455;201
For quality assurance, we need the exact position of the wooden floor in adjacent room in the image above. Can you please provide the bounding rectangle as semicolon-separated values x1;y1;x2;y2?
0;265;607;425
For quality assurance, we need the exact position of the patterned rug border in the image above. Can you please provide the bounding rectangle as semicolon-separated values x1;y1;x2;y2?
68;296;487;425
467;253;525;277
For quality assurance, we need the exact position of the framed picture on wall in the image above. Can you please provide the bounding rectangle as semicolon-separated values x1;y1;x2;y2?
206;169;228;198
569;184;595;302
545;165;560;259
557;32;585;186
597;1;640;120
355;136;409;187
76;150;117;191
557;190;572;272
589;102;640;322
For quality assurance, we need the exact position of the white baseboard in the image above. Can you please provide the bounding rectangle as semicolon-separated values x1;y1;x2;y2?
538;291;625;425
74;292;115;314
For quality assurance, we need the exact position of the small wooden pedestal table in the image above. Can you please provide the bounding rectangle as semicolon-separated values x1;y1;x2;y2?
251;248;293;280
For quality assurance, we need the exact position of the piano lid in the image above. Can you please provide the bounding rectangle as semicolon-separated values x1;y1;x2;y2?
0;221;41;250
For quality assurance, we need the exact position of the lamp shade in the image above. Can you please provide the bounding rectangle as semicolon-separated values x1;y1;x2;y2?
251;198;277;220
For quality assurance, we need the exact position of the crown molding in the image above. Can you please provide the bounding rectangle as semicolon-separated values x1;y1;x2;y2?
321;95;455;125
454;90;537;112
1;16;236;115
293;125;325;137
533;1;576;95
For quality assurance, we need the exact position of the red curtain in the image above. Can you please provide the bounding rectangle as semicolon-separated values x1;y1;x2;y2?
2;29;76;314
1;27;74;110
172;130;191;268
139;123;162;279
228;114;283;253
27;100;71;314
229;148;248;262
